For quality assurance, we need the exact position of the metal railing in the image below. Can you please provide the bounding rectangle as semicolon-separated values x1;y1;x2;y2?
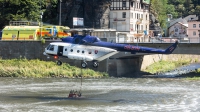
115;37;200;44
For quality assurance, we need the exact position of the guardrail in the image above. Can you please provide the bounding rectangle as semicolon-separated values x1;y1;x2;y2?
116;37;200;44
1;37;200;44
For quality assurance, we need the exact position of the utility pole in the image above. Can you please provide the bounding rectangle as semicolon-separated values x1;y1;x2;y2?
59;0;62;26
40;0;43;39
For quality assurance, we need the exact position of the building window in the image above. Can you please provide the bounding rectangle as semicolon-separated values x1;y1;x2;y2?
131;2;134;7
135;24;137;31
122;12;126;18
145;5;149;10
122;1;126;7
135;13;137;19
131;13;133;18
193;31;196;36
146;14;148;20
193;24;196;28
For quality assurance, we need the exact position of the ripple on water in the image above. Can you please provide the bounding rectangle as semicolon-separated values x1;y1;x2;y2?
0;78;200;111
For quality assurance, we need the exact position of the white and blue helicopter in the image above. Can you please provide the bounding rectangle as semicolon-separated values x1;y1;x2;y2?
43;30;178;68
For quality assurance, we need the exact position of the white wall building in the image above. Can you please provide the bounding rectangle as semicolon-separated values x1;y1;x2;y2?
109;0;150;43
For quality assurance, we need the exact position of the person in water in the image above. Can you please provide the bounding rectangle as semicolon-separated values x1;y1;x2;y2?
68;90;82;98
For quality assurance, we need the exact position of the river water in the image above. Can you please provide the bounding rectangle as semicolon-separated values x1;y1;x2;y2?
0;78;200;112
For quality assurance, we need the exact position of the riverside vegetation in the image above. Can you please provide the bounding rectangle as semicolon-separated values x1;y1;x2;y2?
145;59;200;78
145;59;191;74
1;58;200;78
0;59;108;78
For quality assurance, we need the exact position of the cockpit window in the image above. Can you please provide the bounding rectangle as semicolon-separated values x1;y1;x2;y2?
47;45;54;51
46;45;51;50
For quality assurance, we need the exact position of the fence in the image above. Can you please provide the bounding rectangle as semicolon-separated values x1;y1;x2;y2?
115;37;200;43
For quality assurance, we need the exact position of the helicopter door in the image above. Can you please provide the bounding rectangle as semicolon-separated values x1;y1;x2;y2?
57;46;64;56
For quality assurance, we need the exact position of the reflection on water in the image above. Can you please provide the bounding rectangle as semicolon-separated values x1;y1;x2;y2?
0;78;200;112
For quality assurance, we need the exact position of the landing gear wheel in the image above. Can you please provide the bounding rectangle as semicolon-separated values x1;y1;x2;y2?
81;61;87;68
57;60;62;66
93;61;99;68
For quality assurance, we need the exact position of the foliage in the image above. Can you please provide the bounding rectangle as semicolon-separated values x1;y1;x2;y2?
0;0;58;29
145;59;191;74
1;0;200;30
0;59;108;78
41;38;45;44
150;0;168;28
150;0;200;30
167;0;200;18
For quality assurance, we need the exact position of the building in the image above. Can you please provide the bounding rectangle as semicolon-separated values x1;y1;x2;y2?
166;15;198;37
109;0;150;43
187;20;200;43
168;22;187;38
164;15;200;43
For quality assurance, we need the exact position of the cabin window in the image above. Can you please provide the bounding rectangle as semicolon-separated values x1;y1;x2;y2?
94;50;98;54
65;48;67;51
88;51;92;54
77;50;80;53
82;51;85;53
70;49;73;52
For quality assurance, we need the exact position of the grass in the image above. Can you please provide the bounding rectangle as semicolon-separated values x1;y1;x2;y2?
145;59;200;79
145;59;191;74
0;59;109;78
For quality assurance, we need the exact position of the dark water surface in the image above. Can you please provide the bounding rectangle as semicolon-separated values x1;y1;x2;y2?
0;78;200;112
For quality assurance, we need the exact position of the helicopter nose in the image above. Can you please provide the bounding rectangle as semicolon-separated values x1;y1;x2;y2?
43;52;47;55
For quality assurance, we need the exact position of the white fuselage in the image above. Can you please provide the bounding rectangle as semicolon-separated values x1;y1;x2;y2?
44;42;118;62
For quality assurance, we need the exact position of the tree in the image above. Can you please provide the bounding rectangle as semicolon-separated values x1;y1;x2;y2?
150;0;167;28
43;0;58;24
0;0;47;29
194;5;200;16
166;4;178;18
168;0;186;6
